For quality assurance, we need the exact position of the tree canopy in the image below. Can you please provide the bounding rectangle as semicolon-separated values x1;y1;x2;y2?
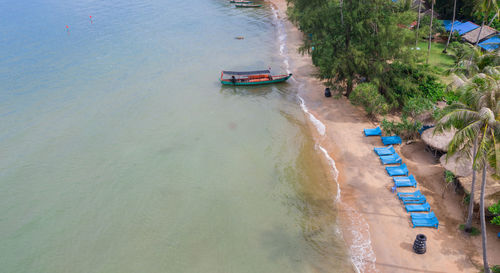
288;0;416;97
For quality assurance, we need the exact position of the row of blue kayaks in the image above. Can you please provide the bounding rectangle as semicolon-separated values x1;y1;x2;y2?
364;126;439;229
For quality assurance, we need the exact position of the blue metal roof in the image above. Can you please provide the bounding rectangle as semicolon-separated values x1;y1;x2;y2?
479;35;500;51
442;20;462;32
454;21;479;35
441;20;452;27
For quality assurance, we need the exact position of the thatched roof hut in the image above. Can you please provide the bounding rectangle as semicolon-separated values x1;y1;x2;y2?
457;172;500;208
421;127;456;152
440;152;472;177
462;25;497;44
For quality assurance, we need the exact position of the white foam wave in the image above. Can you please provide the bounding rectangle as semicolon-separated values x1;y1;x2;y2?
298;96;325;136
317;145;340;201
343;204;378;273
270;5;377;273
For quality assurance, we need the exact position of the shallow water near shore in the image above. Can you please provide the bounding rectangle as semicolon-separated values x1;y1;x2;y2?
0;0;354;272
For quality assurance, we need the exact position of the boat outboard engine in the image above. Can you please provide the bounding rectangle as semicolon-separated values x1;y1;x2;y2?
324;87;331;97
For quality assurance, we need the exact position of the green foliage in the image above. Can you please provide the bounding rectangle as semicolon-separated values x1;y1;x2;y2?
445;170;456;183
350;83;389;116
288;0;415;96
419;15;446;39
381;117;422;140
464;193;471;204
491;265;500;273
435;0;476;22
381;62;446;107
488;200;500;225
402;96;434;119
447;42;474;64
444;90;460;104
418;80;447;102
447;42;500;77
459;224;481;235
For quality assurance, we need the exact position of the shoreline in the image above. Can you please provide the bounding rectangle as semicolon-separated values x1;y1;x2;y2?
268;0;500;272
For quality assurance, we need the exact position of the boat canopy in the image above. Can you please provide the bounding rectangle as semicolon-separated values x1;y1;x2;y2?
222;70;270;76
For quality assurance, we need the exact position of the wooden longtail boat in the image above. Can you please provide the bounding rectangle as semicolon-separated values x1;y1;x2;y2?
229;0;253;3
220;70;292;86
235;3;262;7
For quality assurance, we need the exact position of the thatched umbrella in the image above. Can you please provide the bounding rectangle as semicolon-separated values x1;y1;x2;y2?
439;152;472;177
421;127;457;152
457;173;500;208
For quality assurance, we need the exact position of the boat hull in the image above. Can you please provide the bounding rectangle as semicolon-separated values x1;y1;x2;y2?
220;74;292;86
235;4;262;7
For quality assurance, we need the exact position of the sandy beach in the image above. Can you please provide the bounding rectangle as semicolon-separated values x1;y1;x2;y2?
268;0;500;272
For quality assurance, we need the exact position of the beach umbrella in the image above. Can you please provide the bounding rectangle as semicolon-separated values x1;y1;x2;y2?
439;152;473;177
457;172;500;208
421;127;457;152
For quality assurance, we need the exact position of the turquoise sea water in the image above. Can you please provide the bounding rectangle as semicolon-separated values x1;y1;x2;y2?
0;0;354;272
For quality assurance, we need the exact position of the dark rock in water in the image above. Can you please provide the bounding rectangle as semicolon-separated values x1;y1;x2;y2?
413;234;427;254
324;88;331;97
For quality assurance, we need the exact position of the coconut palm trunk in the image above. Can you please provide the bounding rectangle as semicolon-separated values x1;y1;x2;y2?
480;161;490;273
443;0;457;53
427;0;435;64
464;138;478;232
415;0;423;46
468;20;485;69
475;20;486;47
340;0;344;26
488;13;498;27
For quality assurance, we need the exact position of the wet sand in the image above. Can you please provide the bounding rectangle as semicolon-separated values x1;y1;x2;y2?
268;0;500;272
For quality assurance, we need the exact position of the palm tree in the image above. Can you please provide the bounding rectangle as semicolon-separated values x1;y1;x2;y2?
415;0;423;46
427;0;435;64
437;73;500;273
474;107;499;273
439;72;500;221
468;0;499;67
443;0;457;53
447;45;500;77
474;0;499;47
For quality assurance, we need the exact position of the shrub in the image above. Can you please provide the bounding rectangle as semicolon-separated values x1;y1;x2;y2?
443;90;460;104
488;200;500;226
402;96;434;119
382;62;447;107
418;80;446;102
444;170;455;183
458;224;480;236
419;15;445;39
350;83;389;116
463;193;470;205
448;42;474;64
381;117;422;140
